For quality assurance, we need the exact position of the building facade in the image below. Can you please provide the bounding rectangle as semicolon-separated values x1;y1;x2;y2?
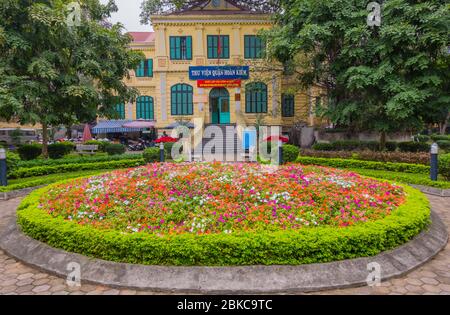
110;0;324;137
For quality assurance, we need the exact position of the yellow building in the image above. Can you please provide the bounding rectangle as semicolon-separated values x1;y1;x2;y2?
93;0;324;139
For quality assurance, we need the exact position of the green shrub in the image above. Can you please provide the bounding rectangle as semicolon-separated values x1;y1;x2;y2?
143;148;160;163
17;153;141;168
431;134;450;141
16;184;430;266
398;142;430;153
8;159;146;179
17;144;42;160
48;143;70;159
300;149;430;165
282;144;300;163
311;142;334;151
439;154;450;180
415;135;430;143
164;142;180;159
85;140;109;152
312;140;397;152
436;140;450;151
6;151;21;173
105;143;126;155
295;156;429;174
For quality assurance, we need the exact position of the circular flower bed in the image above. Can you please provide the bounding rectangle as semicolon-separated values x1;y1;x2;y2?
17;163;431;266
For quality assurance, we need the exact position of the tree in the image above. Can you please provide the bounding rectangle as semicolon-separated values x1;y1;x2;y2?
265;0;449;146
139;0;280;24
0;0;143;157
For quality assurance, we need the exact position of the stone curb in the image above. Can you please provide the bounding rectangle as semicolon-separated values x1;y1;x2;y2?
410;185;450;197
0;186;46;201
0;204;447;293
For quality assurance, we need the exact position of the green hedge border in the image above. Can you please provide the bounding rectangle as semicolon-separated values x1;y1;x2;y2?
9;159;146;179
17;178;430;266
296;156;429;174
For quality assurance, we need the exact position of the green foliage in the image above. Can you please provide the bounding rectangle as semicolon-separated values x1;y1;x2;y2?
105;144;126;156
347;168;450;189
436;140;450;151
143;147;160;163
17;144;42;160
84;140;109;152
300;149;430;165
398;142;430;153
8;159;146;179
17;153;142;168
0;0;143;157
47;143;72;159
295;156;430;174
438;154;450;180
415;135;431;143
16;184;430;266
282;144;299;163
6;151;21;173
266;0;449;137
0;169;122;193
312;140;397;152
431;134;450;141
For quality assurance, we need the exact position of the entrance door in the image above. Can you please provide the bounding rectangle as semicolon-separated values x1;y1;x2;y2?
210;88;230;124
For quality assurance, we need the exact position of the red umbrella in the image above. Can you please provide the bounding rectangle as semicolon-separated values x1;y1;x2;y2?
82;124;92;143
264;135;289;143
155;136;178;143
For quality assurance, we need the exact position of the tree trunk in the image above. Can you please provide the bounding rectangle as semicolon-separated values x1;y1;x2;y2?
379;131;386;151
440;112;450;135
41;122;49;159
66;124;72;139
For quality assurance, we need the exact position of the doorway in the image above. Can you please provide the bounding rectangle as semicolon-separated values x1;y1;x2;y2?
209;88;230;124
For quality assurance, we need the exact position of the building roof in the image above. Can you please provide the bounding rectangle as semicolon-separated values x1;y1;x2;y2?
167;0;266;16
128;32;155;43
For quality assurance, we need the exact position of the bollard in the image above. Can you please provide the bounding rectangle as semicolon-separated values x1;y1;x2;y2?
430;142;439;181
159;142;165;162
278;140;283;165
0;148;7;186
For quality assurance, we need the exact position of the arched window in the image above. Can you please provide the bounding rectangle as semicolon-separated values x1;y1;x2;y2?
245;82;267;113
171;84;193;115
136;96;154;120
115;103;125;119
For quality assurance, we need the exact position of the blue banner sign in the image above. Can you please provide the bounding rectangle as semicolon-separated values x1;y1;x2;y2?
189;66;250;80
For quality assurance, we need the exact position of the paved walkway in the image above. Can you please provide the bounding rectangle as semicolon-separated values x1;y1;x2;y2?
0;195;449;295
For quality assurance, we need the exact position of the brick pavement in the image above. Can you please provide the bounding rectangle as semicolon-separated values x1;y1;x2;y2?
0;195;449;295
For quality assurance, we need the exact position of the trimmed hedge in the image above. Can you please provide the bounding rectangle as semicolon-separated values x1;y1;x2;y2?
105;143;126;155
300;149;430;165
296;156;430;174
17;153;142;168
436;140;450;151
8;159;146;179
6;151;21;173
17;144;42;160
282;144;300;163
143;148;160;163
431;134;450;141
398;142;430;153
312;140;397;152
439;154;450;180
48;143;73;159
16;183;430;266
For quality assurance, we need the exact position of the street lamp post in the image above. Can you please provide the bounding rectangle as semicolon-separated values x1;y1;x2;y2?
430;143;439;181
0;148;7;186
160;142;165;163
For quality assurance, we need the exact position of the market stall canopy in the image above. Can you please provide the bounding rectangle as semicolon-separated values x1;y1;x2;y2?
92;120;148;134
122;119;156;129
155;136;178;143
163;122;195;129
264;135;289;143
82;124;92;142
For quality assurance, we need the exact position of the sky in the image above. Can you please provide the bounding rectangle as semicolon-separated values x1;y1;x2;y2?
100;0;153;32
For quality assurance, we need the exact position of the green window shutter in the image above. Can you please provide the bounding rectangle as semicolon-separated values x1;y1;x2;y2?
244;35;249;58
186;36;192;60
222;36;229;58
207;36;213;58
147;59;153;77
170;37;175;59
136;60;144;77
